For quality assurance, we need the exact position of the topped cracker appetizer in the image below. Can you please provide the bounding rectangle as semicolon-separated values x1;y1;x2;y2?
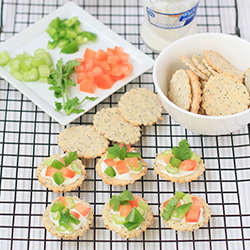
153;139;205;183
42;196;93;239
96;143;147;186
37;151;87;193
118;87;162;126
102;190;153;238
160;191;210;231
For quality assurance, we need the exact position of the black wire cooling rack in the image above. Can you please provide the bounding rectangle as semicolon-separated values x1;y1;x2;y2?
0;0;250;250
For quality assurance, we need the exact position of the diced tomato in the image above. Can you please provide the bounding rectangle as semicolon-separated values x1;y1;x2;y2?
57;196;67;206
185;197;202;223
115;160;128;175
95;49;108;61
191;197;203;209
94;74;115;89
125;157;138;168
163;154;174;164
75;64;85;73
118;52;129;62
119;143;130;152
61;167;76;178
104;158;116;167
70;210;80;219
75;58;84;63
84;48;96;60
129;195;141;207
87;66;103;77
113;46;124;55
96;60;111;74
119;204;132;217
45;166;59;177
107;54;120;65
79;75;96;94
179;159;197;171
75;202;91;217
77;71;87;83
85;58;94;71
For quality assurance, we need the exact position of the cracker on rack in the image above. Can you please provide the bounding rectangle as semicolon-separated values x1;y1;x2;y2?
118;87;162;126
167;69;192;111
57;125;109;159
204;50;244;80
93;107;141;144
202;73;250;116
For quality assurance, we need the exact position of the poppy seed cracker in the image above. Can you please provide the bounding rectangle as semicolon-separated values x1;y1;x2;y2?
192;54;212;77
57;125;109;159
202;57;219;76
202;73;250;116
168;69;192;111
244;67;250;94
118;88;162;126
204;50;244;80
93;107;141;144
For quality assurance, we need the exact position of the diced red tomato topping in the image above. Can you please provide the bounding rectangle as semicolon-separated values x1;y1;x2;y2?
125;157;138;168
70;210;80;219
45;166;60;177
104;158;116;167
76;46;133;93
115;160;128;175
61;167;76;178
129;195;141;207
75;203;91;217
185;197;202;223
119;143;130;152
179;159;197;171
57;196;67;206
119;204;132;217
163;154;174;164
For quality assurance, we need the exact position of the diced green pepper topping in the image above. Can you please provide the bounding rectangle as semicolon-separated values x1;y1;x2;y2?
104;166;116;177
169;156;181;168
175;191;186;199
123;222;140;231
51;201;65;212
60;40;79;54
106;152;115;159
50;160;64;170
53;171;65;185
160;196;179;221
176;203;192;218
47;40;58;50
126;207;145;223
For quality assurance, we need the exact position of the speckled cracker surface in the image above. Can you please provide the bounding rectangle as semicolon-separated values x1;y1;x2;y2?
244;67;250;93
57;125;109;159
42;196;93;239
93;107;141;144
160;195;211;232
153;153;205;183
202;57;219;76
204;50;244;80
36;153;87;193
168;69;191;111
102;198;154;238
192;54;212;77
186;70;202;114
96;149;147;186
202;73;250;116
180;55;208;80
118;88;162;126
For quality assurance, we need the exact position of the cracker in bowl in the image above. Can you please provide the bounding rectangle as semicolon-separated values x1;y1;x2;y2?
96;143;147;186
160;191;211;232
42;196;93;239
102;190;153;238
153;139;205;183
57;125;109;159
118;87;162;126
244;67;250;94
36;152;87;193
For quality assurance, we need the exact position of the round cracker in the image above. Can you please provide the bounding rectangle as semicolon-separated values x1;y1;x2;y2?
244;67;250;94
96;148;147;186
168;69;192;111
202;73;250;116
36;153;87;193
57;125;109;159
118;88;162;126
153;153;205;183
192;54;212;77
160;195;211;231
93;107;141;144
202;57;219;76
102;197;154;238
204;50;244;80
186;70;202;114
42;196;93;239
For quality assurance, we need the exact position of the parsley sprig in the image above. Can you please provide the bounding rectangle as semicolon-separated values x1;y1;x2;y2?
172;139;192;161
63;151;78;166
110;190;134;211
48;58;97;116
108;143;141;160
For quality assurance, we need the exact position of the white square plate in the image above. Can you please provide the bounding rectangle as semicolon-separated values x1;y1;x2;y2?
0;2;154;125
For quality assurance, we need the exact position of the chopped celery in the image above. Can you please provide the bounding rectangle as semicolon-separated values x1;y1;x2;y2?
51;201;65;212
20;56;33;71
130;162;143;172
137;206;145;216
138;200;149;211
13;71;23;81
190;151;201;163
0;50;11;66
182;194;193;204
39;77;48;83
112;214;126;225
51;211;61;220
104;166;116;177
9;58;21;74
70;162;82;175
42;52;53;67
162;149;172;156
38;65;50;78
169;156;181;168
34;48;46;57
44;157;56;166
23;67;39;82
31;57;44;67
65;197;76;209
165;164;178;174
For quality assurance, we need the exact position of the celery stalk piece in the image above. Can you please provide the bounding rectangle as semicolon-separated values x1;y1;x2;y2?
0;50;11;66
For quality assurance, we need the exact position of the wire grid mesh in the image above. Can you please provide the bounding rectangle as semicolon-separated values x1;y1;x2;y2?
0;0;250;250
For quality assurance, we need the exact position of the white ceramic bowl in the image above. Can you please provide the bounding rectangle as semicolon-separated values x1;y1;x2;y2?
153;32;250;135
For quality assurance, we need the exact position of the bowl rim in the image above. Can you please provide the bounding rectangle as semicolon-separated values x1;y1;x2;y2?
153;32;250;120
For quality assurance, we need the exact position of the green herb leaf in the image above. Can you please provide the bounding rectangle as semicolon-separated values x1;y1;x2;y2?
172;139;192;161
55;101;63;112
63;151;78;166
110;190;134;211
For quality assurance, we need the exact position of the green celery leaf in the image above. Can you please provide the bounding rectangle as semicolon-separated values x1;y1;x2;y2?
63;151;78;166
55;102;63;111
172;139;192;161
110;190;134;211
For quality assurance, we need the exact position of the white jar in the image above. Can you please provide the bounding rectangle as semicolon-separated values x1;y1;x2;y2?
141;0;200;53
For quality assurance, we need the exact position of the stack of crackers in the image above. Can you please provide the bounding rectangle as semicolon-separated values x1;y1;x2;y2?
168;50;250;116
